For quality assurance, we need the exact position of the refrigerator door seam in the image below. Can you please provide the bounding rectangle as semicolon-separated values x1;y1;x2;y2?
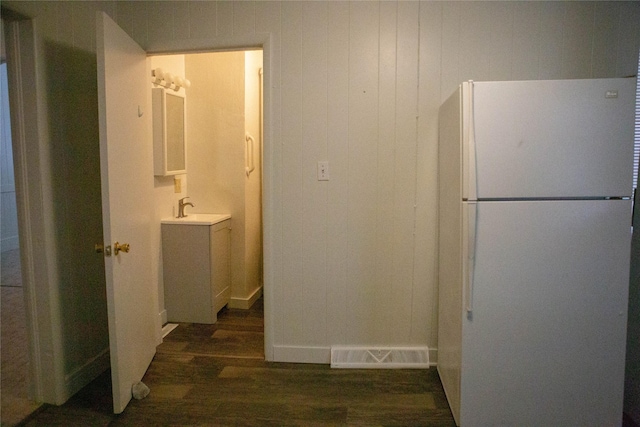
476;197;626;202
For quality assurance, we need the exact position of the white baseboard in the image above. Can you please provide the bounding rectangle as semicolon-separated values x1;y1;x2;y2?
61;348;110;405
228;286;263;309
429;348;438;366
272;345;331;364
162;323;178;338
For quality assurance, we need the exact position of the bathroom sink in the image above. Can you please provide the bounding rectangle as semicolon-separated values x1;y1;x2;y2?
161;213;231;225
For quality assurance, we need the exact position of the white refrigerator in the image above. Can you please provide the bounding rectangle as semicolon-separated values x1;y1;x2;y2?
437;78;636;426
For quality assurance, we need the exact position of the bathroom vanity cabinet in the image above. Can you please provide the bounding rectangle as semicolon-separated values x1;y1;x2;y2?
161;215;231;324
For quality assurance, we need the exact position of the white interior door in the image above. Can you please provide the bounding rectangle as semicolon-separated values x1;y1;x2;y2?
96;12;159;414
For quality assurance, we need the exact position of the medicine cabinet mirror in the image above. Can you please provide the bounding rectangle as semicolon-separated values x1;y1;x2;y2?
153;87;186;176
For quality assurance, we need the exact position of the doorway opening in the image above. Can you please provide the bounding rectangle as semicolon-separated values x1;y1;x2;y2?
0;17;42;424
151;50;265;359
4;9;272;415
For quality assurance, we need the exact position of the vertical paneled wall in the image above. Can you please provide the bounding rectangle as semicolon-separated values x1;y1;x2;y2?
240;1;636;360
5;1;640;366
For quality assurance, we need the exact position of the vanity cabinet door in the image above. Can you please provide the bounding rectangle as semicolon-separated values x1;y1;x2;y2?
211;220;231;313
162;224;213;323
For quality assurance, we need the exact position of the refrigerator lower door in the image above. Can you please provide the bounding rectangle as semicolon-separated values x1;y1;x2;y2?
460;199;631;427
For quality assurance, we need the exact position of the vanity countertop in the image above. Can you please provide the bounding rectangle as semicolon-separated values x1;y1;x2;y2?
161;213;231;225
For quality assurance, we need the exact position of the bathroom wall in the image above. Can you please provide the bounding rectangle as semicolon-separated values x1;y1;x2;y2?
185;51;253;305
149;54;188;325
167;50;263;309
2;0;639;406
151;51;263;323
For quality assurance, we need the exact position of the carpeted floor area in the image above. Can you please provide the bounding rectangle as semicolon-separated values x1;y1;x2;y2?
1;248;22;288
1;248;42;426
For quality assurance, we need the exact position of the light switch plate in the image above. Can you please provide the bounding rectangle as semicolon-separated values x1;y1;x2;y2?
174;177;182;193
317;161;329;181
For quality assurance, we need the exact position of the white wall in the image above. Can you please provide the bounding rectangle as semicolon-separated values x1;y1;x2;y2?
3;0;639;404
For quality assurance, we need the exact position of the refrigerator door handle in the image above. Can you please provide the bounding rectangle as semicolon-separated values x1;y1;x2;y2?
464;202;478;314
464;80;478;202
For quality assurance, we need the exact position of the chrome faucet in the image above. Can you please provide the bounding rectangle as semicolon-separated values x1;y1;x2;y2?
177;197;194;218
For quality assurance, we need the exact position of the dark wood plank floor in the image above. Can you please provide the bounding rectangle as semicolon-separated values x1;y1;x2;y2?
18;298;456;426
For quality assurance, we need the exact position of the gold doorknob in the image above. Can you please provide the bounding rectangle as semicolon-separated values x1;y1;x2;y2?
114;242;130;255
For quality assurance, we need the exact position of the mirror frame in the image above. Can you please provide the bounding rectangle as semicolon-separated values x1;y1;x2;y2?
152;87;187;176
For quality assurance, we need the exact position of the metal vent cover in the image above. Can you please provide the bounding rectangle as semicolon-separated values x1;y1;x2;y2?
330;346;430;369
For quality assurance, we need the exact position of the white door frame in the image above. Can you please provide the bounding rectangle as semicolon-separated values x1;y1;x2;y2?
3;16;57;403
146;36;274;361
5;21;275;404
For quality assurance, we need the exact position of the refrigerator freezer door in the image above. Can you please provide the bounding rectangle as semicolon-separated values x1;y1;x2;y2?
459;199;631;426
468;79;635;199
